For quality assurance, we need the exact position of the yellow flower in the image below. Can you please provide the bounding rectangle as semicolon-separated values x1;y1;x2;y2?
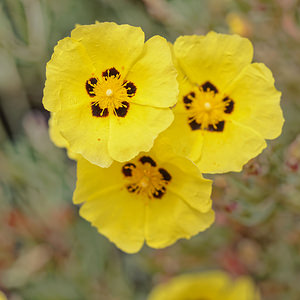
148;271;260;300
159;32;284;173
0;291;7;300
73;144;214;253
43;22;178;167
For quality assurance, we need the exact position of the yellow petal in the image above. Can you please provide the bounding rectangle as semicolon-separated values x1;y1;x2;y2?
56;104;113;167
228;277;261;300
0;291;7;300
196;120;267;173
225;63;284;140
108;104;174;162
43;37;95;112
49;113;68;148
145;191;215;249
74;158;145;253
126;35;178;108
148;271;231;300
71;22;145;76
174;32;253;90
156;110;205;163
147;271;260;300
48;113;79;160
158;156;212;213
78;190;145;254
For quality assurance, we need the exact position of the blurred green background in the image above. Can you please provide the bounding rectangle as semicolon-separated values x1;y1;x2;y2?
0;0;300;299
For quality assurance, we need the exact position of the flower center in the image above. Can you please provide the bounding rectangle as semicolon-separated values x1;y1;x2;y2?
122;156;172;200
85;67;137;118
106;89;113;97
183;81;234;132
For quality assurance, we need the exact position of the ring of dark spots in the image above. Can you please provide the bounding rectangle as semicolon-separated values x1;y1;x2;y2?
139;156;156;167
127;185;138;193
122;163;136;177
223;97;234;114
188;119;202;131
201;81;218;93
91;102;109;117
123;81;137;97
159;168;172;182
102;67;120;79
152;187;166;199
207;121;225;132
86;78;98;97
114;101;129;117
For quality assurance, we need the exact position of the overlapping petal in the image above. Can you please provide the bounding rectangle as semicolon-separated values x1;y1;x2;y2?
71;22;145;77
108;104;174;162
196;120;267;173
224;63;284;140
174;32;253;90
126;36;178;108
55;103;112;167
43;37;95;112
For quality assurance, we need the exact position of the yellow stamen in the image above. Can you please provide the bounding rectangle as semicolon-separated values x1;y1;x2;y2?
186;88;229;129
93;75;128;113
124;160;171;200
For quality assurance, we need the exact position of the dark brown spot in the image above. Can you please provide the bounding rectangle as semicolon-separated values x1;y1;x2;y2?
139;156;156;167
223;97;234;114
159;168;171;182
183;96;192;104
207;121;225;132
114;101;129;117
122;163;136;177
123;81;137;97
188;119;201;131
152;187;166;199
102;67;120;79
86;78;98;97
201;81;218;93
127;185;138;193
91;102;109;117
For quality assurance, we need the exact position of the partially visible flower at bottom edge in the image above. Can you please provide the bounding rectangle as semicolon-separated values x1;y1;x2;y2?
73;145;214;253
0;291;7;300
147;271;260;300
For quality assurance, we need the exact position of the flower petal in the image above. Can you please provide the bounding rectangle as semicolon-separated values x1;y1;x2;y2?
156;110;205;163
148;272;231;300
43;37;95;112
227;277;261;300
74;158;145;253
225;63;284;140
56;104;113;167
126;35;178;108
196;120;267;173
108;104;174;162
145;191;215;249
157;156;212;213
174;32;253;90
71;22;145;76
48;113;79;160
